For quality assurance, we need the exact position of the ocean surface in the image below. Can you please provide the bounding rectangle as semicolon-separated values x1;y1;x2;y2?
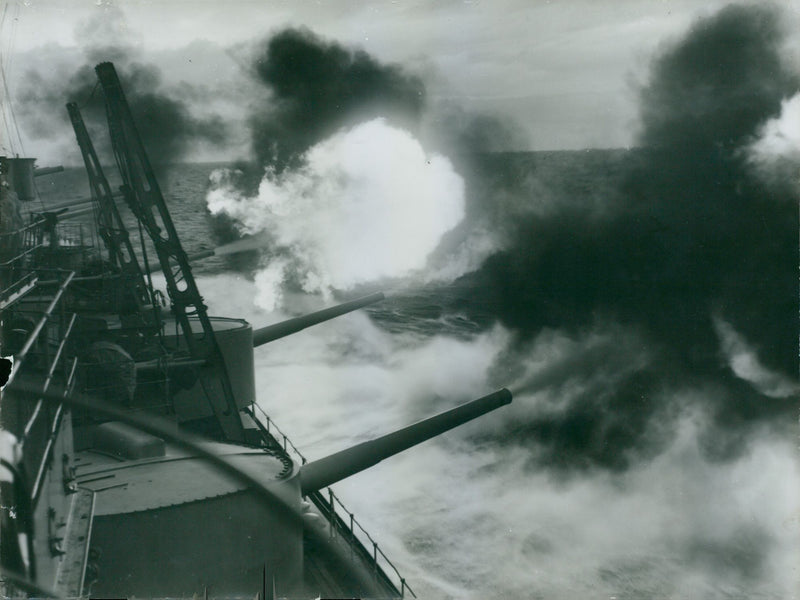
33;157;798;600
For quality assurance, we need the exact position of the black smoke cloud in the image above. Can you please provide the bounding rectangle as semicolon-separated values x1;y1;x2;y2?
638;5;794;151
207;26;427;254
450;4;799;471
244;27;522;168
17;22;227;170
248;27;425;171
65;58;227;169
425;101;526;157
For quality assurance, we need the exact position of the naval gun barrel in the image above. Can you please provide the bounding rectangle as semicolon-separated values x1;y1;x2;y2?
300;388;512;495
146;248;216;272
36;191;123;212
253;292;385;347
33;165;65;177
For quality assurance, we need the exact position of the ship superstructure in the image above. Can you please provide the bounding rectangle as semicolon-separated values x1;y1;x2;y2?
0;62;511;598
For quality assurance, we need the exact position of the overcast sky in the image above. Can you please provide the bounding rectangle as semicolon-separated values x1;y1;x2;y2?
4;0;800;155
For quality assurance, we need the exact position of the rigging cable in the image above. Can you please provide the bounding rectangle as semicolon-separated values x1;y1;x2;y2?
0;56;14;155
80;80;100;110
0;2;25;157
4;2;19;74
0;76;14;155
0;3;9;71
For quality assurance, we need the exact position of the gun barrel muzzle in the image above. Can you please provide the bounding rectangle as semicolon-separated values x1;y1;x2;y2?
34;166;65;178
299;388;512;495
146;248;216;273
253;292;385;347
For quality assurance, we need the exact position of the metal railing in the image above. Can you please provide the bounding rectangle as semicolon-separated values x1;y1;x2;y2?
0;218;94;265
1;218;96;311
0;271;38;310
21;312;77;441
322;488;415;598
254;405;308;463
0;219;47;305
0;217;47;254
30;356;79;504
6;272;75;386
3;269;78;510
48;221;88;248
252;403;415;598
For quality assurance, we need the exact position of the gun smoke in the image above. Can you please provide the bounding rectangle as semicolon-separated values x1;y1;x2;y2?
206;7;798;480
13;4;798;598
177;6;800;598
208;118;465;308
248;27;426;172
16;10;227;170
208;27;517;302
445;3;799;474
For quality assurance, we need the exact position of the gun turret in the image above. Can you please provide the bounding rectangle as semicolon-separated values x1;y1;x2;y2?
253;292;385;347
300;388;512;495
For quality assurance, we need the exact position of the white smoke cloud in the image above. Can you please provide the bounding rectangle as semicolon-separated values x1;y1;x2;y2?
747;93;800;192
504;323;652;400
253;259;288;311
713;316;800;399
421;223;499;284
207;119;466;303
749;93;800;159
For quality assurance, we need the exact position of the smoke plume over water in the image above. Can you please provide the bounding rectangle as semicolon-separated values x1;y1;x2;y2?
248;27;425;172
207;25;517;278
452;2;798;471
208;118;465;309
17;8;227;169
197;6;799;598
207;27;501;306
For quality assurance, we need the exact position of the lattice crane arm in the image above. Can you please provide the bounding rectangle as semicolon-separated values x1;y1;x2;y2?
93;62;245;442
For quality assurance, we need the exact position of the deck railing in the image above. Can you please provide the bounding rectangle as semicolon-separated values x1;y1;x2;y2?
0;218;47;306
251;403;415;598
3;270;79;509
1;218;95;309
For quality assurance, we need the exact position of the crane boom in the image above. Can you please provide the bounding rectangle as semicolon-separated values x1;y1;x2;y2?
66;101;151;311
94;62;245;442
